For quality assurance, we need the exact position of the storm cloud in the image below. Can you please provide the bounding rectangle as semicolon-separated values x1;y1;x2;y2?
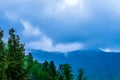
0;0;120;52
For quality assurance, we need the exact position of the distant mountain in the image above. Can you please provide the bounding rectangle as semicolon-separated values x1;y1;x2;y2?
30;49;120;80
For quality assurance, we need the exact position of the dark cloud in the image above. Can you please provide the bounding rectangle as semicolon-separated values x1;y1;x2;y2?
0;0;120;52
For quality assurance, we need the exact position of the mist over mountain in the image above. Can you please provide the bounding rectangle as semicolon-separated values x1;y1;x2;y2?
30;49;120;80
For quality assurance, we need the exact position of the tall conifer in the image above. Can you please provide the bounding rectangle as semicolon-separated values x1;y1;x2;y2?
7;28;25;80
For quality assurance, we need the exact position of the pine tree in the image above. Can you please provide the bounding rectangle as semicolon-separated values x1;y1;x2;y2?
0;29;4;52
58;64;73;80
63;64;73;80
7;28;25;80
0;29;8;79
49;61;57;79
58;64;64;80
42;60;49;72
0;28;88;80
22;53;33;79
29;60;41;80
77;68;87;80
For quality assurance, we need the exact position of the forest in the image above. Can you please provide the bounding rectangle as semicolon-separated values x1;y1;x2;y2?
0;28;87;80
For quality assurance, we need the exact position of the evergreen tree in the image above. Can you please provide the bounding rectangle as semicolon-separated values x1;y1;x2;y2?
77;68;87;80
23;53;33;79
49;61;57;79
49;61;56;76
0;29;4;52
58;64;74;80
58;64;64;80
63;64;73;80
42;60;49;72
30;60;41;80
7;28;25;80
0;28;87;80
0;29;8;79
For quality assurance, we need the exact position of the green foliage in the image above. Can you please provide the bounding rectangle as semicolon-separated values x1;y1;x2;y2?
0;28;87;80
0;29;4;51
49;61;57;78
7;28;25;80
77;69;87;80
63;64;73;80
58;64;64;80
0;29;7;79
58;64;73;80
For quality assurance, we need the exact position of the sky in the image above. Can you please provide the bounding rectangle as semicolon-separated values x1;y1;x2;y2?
0;0;120;52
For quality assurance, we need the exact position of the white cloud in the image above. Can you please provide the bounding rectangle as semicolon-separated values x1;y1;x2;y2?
100;48;120;52
65;0;79;6
43;0;90;20
1;0;120;22
57;0;82;12
22;21;83;53
21;21;42;37
51;42;82;52
2;0;120;23
27;39;83;53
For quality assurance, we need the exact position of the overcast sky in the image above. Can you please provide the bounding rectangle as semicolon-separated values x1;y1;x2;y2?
0;0;120;52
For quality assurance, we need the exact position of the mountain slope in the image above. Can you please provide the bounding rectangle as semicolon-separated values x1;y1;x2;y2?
30;49;120;80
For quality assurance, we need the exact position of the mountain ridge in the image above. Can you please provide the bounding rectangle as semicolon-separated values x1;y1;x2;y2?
30;49;120;80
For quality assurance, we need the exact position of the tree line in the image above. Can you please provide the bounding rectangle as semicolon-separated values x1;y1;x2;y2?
0;28;87;80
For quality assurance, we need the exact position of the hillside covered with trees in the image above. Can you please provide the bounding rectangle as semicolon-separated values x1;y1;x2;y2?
0;28;86;80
